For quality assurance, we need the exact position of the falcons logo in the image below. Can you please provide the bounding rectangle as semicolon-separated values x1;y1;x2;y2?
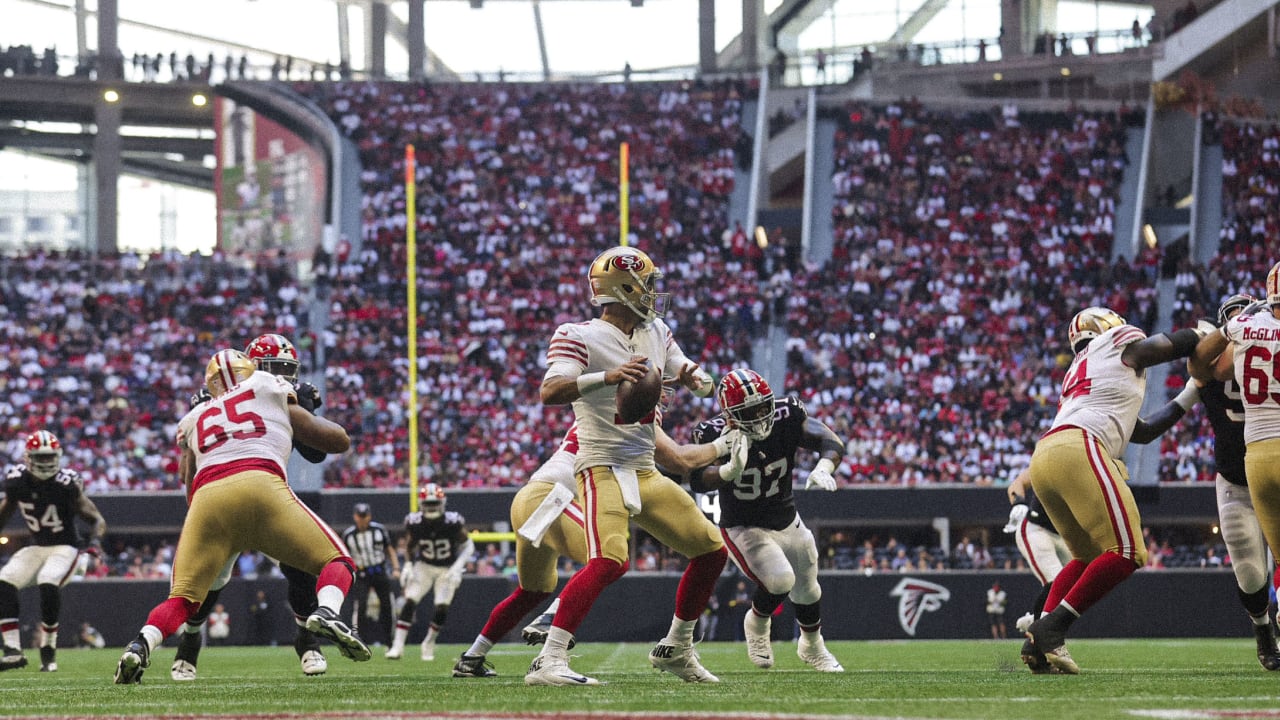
890;578;951;637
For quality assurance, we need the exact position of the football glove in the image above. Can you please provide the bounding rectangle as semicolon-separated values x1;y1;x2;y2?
189;387;211;409
804;458;838;491
1003;504;1029;534
710;428;742;459
717;432;750;482
296;382;323;413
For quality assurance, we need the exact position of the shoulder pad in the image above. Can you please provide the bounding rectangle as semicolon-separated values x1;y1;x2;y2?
691;419;724;444
445;510;465;525
5;465;22;481
781;396;809;422
404;512;422;526
55;468;82;489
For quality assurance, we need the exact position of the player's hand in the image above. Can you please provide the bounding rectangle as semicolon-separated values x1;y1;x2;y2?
296;382;323;413
85;538;103;557
1003;504;1029;534
805;464;837;491
679;362;714;397
717;432;750;482
711;428;741;458
189;387;211;409
605;356;650;386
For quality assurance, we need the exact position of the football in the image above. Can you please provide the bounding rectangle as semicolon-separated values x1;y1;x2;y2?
616;363;662;424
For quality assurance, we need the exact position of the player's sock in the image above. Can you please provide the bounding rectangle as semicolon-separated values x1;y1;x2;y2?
1059;552;1137;616
144;597;201;639
745;607;771;637
0;581;20;648
140;625;165;653
39;623;57;649
480;587;549;642
1042;559;1087;613
543;626;574;659
674;547;727;622
551;558;627;634
1240;584;1272;622
466;635;495;658
390;623;410;652
424;624;440;647
1032;581;1053;620
0;621;19;651
795;601;822;641
663;616;697;646
316;559;354;614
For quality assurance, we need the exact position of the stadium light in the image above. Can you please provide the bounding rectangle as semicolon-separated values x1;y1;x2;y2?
192;93;208;107
1142;224;1157;249
992;72;1003;81
1059;67;1071;77
103;89;120;103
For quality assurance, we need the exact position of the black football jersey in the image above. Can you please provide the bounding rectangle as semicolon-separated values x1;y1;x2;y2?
691;396;808;531
2;465;86;547
1201;378;1247;486
403;510;469;567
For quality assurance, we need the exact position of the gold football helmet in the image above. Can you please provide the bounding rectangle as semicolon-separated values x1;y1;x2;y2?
587;246;669;323
205;349;256;398
1067;307;1126;354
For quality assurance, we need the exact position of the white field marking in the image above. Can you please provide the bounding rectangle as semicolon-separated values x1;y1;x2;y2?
592;641;631;672
7;713;941;720
1130;711;1280;719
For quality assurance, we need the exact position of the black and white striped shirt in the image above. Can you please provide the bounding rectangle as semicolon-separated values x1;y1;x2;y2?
342;521;393;571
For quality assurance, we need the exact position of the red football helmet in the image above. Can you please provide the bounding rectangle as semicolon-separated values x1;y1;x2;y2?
420;483;446;518
245;333;300;382
717;368;775;440
24;430;62;480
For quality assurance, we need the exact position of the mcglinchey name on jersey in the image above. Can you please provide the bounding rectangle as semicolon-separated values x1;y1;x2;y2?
1241;326;1280;342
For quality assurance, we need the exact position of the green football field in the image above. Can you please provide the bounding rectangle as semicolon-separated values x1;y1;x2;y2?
5;639;1277;719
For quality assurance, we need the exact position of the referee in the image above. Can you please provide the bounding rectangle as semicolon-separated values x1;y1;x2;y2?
341;503;400;647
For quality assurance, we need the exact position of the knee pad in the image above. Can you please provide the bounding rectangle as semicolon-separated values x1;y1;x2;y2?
37;584;60;627
788;575;822;607
758;566;797;597
431;604;449;626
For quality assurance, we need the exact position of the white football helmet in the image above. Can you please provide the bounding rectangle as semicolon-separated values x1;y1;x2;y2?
205;349;256;398
1218;293;1255;326
23;430;62;480
1067;307;1126;354
587;246;669;324
420;483;446;519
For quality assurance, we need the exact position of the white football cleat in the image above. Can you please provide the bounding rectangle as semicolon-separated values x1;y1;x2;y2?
649;642;719;683
385;645;403;660
301;649;327;676
743;614;774;669
421;641;435;662
797;637;844;673
170;659;197;681
524;654;600;686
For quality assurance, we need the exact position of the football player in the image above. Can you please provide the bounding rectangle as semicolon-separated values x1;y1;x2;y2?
386;483;472;662
114;349;368;684
689;368;844;673
0;431;106;672
170;333;333;680
452;420;741;678
1023;307;1208;674
1190;291;1280;670
526;246;726;686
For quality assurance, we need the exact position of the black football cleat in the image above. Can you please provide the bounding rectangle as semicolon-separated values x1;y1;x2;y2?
114;640;150;684
452;653;497;678
1254;624;1280;671
0;646;27;671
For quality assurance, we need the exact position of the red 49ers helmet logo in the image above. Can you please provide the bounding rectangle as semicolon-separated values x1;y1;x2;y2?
612;254;644;271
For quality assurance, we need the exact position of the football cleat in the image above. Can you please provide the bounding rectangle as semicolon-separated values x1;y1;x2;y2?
1019;638;1060;675
170;659;197;681
1254;624;1280;671
421;640;435;662
797;637;844;673
1026;616;1079;675
452;653;497;678
38;646;56;673
305;608;371;662
521;613;575;649
300;649;328;676
114;640;149;685
743;614;774;669
384;645;403;660
524;654;600;686
649;642;719;683
0;646;27;671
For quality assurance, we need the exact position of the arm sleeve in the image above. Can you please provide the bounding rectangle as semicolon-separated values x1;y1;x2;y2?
544;324;587;380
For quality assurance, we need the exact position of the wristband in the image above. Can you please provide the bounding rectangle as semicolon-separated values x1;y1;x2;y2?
1173;382;1200;412
576;372;607;396
718;462;739;482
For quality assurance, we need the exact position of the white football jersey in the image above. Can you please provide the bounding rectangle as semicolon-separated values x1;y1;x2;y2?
178;371;297;477
1049;324;1147;458
544;317;691;472
1224;311;1280;444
